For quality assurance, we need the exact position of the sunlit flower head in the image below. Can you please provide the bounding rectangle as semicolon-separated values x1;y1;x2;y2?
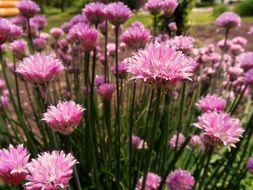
216;11;241;29
135;172;161;190
196;94;226;113
42;101;85;135
161;0;178;16
82;2;106;25
17;0;40;18
167;36;195;54
10;39;27;59
0;144;29;185
145;0;163;15
168;22;177;31
25;151;77;190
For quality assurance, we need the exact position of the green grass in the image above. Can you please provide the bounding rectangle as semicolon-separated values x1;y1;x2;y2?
125;12;153;28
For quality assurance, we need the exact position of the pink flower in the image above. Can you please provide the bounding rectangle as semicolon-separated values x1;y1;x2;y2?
247;157;253;173
111;60;128;79
16;53;64;85
33;37;47;52
215;11;241;29
0;144;29;185
189;135;203;150
230;44;244;55
166;169;195;190
231;36;247;47
169;133;185;149
25;151;77;190
97;83;115;101
0;18;11;45
9;24;23;41
217;39;232;50
248;26;253;36
11;16;26;27
120;24;151;50
10;39;27;59
98;21;107;35
135;172;161;190
237;52;253;71
244;69;253;86
196;94;226;113
131;135;148;150
194;112;244;150
16;0;40;18
168;22;177;31
95;75;106;86
82;2;106;25
30;15;47;30
167;36;195;54
145;0;163;15
127;42;194;88
161;0;178;16
0;95;9;107
42;101;85;135
105;2;132;25
50;27;64;39
107;43;117;56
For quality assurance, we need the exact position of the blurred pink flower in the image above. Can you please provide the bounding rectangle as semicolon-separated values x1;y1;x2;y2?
166;169;195;190
244;69;253;86
135;172;161;190
111;60;128;79
145;0;162;15
10;39;27;59
50;27;64;39
0;18;11;45
167;36;195;54
161;0;178;16
16;0;40;18
127;42;194;88
231;36;247;47
25;151;77;190
42;101;85;135
97;83;115;101
196;94;226;113
10;16;26;27
33;37;47;52
131;135;148;150
0;144;29;185
247;157;253;173
169;133;185;149
16;53;64;85
237;52;253;71
248;26;253;36
194;112;244;150
30;15;47;30
215;11;241;29
107;43;116;56
168;22;177;31
82;2;106;25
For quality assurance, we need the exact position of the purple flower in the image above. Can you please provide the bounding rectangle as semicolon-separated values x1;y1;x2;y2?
169;133;185;149
0;18;11;45
0;95;9;108
237;52;253;71
166;169;195;190
131;135;148;150
30;15;47;30
0;144;29;185
25;151;77;190
97;83;115;101
111;60;128;79
10;40;27;59
244;69;253;86
135;172;161;190
105;2;132;25
33;37;47;52
194;112;244;150
17;0;40;18
107;43;117;56
9;24;23;41
231;36;247;47
95;75;106;86
196;94;226;113
16;53;64;85
42;101;85;135
167;36;195;54
50;27;64;39
120;24;151;50
145;0;163;15
216;11;241;29
162;0;178;16
82;2;106;25
168;22;177;31
247;157;253;173
230;44;244;55
10;16;26;27
127;42;194;88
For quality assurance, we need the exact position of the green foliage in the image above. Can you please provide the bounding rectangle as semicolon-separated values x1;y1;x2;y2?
195;1;215;8
235;0;253;16
213;3;229;17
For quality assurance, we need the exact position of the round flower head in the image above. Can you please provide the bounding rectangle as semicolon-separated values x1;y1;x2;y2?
25;151;77;190
0;95;9;108
169;133;185;150
161;0;178;16
95;75;106;86
120;24;151;50
167;36;195;55
105;2;132;25
215;12;241;29
145;0;163;15
135;172;161;190
127;42;194;88
247;157;253;174
248;26;253;36
196;94;226;113
82;2;106;25
97;83;115;101
30;15;47;30
194;112;244;150
42;101;85;135
166;169;195;190
131;135;148;150
33;37;47;52
230;44;244;55
111;60;128;79
107;43;117;56
244;69;253;86
231;36;247;47
16;53;64;85
168;22;177;31
10;39;27;60
237;52;253;71
17;0;40;18
9;24;23;42
0;144;29;185
50;27;64;39
189;135;203;150
0;18;11;45
11;16;26;27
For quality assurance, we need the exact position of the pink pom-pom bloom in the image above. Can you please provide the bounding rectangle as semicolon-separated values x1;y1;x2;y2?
215;12;241;29
127;42;194;88
10;39;27;59
30;15;47;30
231;36;247;47
16;53;64;85
9;24;23;42
194;112;244;150
120;24;151;50
111;61;128;79
25;151;77;190
145;0;163;15
161;0;178;16
95;75;106;86
11;16;26;27
196;94;226;112
167;36;195;54
16;0;40;18
248;26;253;36
50;27;64;39
169;133;185;149
82;2;106;25
168;22;177;31
33;37;47;52
135;172;161;190
97;83;115;101
42;101;85;135
237;52;253;71
105;2;132;25
131;135;148;150
166;169;195;190
247;157;253;174
189;135;203;150
0;144;29;185
244;69;253;86
0;18;11;45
